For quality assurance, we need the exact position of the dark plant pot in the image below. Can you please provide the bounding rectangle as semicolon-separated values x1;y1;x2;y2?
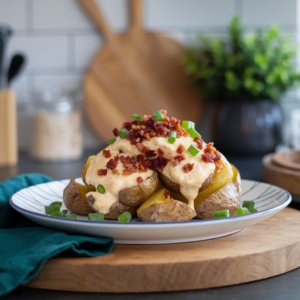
213;100;283;155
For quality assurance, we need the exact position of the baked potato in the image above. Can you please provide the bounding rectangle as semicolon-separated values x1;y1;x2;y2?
63;177;95;215
119;172;159;207
158;171;213;194
82;155;96;190
87;194;137;220
170;164;241;219
137;189;196;222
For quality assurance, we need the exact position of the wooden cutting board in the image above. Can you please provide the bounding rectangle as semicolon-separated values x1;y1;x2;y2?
25;207;300;293
78;0;203;141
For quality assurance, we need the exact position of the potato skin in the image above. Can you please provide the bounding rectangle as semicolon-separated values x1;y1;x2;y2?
119;172;159;207
87;195;137;220
195;180;240;219
63;177;94;215
138;200;196;222
158;172;213;194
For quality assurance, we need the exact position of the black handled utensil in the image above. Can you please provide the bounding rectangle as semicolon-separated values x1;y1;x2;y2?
0;25;12;88
6;54;26;86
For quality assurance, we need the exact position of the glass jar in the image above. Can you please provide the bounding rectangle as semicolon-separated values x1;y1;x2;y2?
29;90;83;161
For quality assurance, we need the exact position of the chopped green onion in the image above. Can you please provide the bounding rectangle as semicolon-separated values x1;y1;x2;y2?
168;131;176;144
45;205;61;215
132;114;142;122
66;214;77;219
58;211;67;217
108;138;116;145
187;145;200;157
50;211;60;217
242;201;255;210
118;211;132;222
182;121;195;131
236;207;249;216
153;111;164;121
214;210;230;218
97;184;105;194
249;208;258;213
118;128;130;138
62;209;68;215
88;213;105;221
49;201;62;207
187;127;201;138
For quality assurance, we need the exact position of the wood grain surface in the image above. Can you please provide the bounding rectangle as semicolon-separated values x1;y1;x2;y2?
78;0;203;141
263;153;300;195
273;150;300;171
25;207;300;293
0;89;17;167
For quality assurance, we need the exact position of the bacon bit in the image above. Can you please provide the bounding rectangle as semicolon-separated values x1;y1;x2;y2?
171;154;186;166
137;176;143;184
176;144;184;154
136;142;149;153
183;128;190;138
145;150;157;158
106;158;118;170
113;128;118;137
103;149;111;158
160;110;167;115
138;159;152;172
163;191;171;198
137;154;144;162
97;169;107;176
157;148;164;157
114;155;119;162
122;164;138;175
112;168;119;174
122;120;138;130
120;155;137;175
182;163;194;173
120;155;136;165
194;137;203;150
215;160;225;173
202;143;222;164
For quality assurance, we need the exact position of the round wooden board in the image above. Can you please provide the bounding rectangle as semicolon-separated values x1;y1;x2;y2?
25;207;300;293
263;153;300;195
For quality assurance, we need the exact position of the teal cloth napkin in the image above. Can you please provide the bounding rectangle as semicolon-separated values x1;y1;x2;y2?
0;173;114;296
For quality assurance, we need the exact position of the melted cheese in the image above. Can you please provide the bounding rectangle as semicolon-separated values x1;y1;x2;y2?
86;136;217;213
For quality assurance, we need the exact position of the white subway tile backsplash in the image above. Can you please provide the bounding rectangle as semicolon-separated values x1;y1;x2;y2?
242;0;297;28
34;74;84;94
74;34;103;70
7;36;68;69
32;0;129;32
0;0;27;30
10;74;30;102
145;0;235;29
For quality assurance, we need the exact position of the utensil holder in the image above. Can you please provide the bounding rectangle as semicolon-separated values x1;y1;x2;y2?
0;89;18;167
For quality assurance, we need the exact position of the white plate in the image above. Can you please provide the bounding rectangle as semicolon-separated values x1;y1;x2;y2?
10;179;291;244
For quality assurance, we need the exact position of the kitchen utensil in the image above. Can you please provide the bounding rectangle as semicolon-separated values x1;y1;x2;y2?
10;178;291;243
23;207;299;292
78;0;202;141
6;54;25;85
263;153;300;197
127;0;202;121
0;26;12;88
0;89;18;167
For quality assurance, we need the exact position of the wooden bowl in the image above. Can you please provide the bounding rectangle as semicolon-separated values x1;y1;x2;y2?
262;153;300;195
273;150;300;171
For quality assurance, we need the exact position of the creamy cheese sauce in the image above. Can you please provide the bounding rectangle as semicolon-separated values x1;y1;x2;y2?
86;136;225;213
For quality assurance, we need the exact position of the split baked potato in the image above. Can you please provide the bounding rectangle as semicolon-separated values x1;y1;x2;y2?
137;189;196;222
170;164;241;219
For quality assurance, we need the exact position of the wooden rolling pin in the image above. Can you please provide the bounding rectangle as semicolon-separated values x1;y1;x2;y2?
0;89;18;167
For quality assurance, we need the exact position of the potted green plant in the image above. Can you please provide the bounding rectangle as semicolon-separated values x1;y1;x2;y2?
182;16;300;154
